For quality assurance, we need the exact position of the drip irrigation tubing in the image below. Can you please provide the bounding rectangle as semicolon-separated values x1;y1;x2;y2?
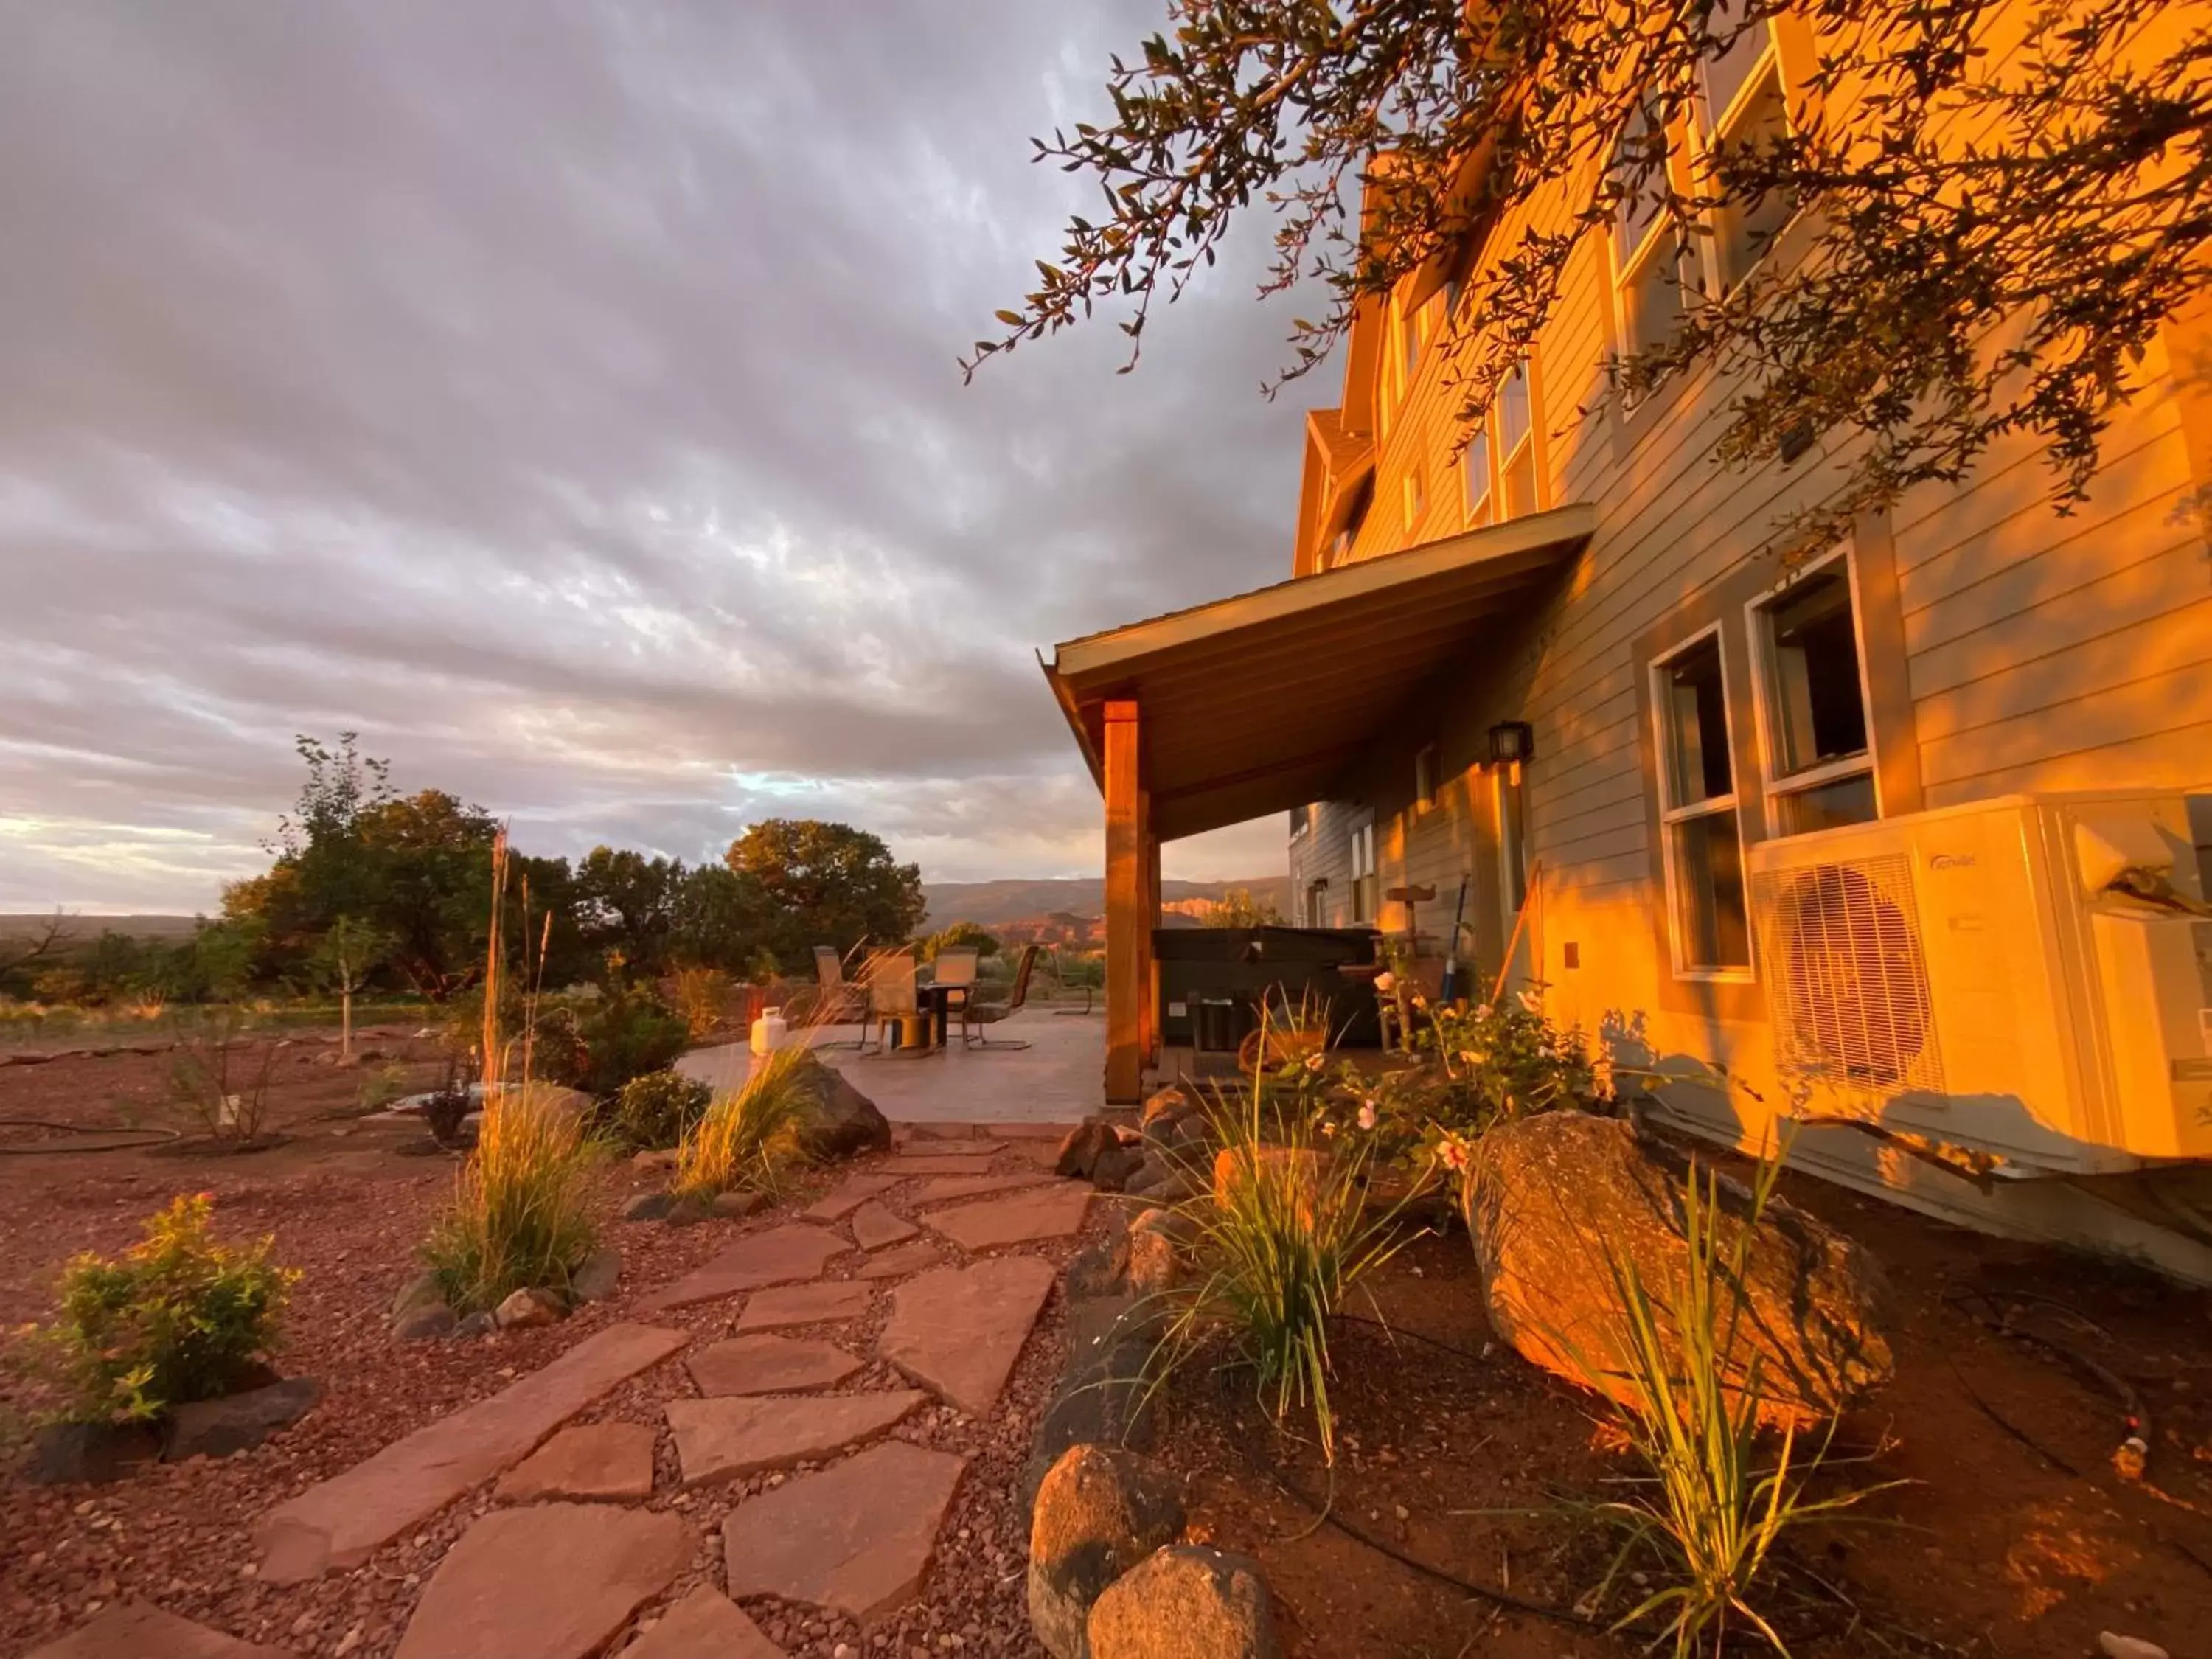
0;1118;181;1154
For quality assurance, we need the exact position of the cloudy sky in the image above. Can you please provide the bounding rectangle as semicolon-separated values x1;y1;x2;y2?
0;1;1313;914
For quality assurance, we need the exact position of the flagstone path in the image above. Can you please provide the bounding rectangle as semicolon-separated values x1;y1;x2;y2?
36;1127;1093;1659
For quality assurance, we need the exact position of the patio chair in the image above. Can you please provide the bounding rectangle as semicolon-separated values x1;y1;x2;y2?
931;946;980;1025
959;943;1038;1049
859;948;921;1055
810;945;871;1047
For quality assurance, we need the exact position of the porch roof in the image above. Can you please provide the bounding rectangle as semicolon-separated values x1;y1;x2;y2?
1041;502;1596;841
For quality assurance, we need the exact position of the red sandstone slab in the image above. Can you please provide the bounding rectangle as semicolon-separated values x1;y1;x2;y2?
878;1256;1057;1416
493;1421;655;1503
664;1391;926;1486
992;1121;1082;1140
854;1240;945;1280
878;1155;997;1175
911;1172;1054;1206
688;1335;863;1396
850;1201;919;1250
804;1175;900;1222
620;1586;785;1659
257;1322;687;1583
720;1440;968;1620
733;1279;876;1331
923;1184;1093;1251
901;1121;985;1140
25;1603;292;1659
637;1225;847;1312
394;1503;691;1659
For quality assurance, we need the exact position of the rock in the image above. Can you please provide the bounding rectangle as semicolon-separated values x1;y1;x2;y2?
619;1586;782;1659
1057;1121;1116;1180
454;1311;498;1338
622;1192;678;1222
27;1420;162;1486
390;1270;448;1319
1027;1297;1161;1504
164;1377;322;1461
1065;1213;1132;1301
394;1304;458;1342
23;1601;291;1658
712;1189;769;1220
722;1440;967;1621
2099;1638;2170;1659
495;1287;567;1330
570;1247;622;1302
1141;1085;1196;1133
1091;1142;1143;1193
1125;1157;1193;1199
880;1257;1058;1415
1088;1546;1280;1659
790;1056;893;1161
1127;1210;1193;1298
495;1422;657;1503
1467;1112;1892;1429
1211;1146;1329;1219
631;1147;679;1172
666;1194;720;1227
1029;1445;1187;1659
393;1502;691;1659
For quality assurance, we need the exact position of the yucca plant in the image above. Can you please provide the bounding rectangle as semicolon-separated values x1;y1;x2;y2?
672;1037;817;1200
1150;1041;1408;1465
1581;1147;1901;1656
420;832;602;1312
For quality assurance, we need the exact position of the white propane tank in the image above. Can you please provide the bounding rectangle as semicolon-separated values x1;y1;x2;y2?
749;1006;788;1056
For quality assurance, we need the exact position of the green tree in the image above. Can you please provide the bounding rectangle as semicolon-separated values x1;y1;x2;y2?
970;0;2212;556
572;847;686;979
670;863;776;973
726;819;927;970
307;915;396;1062
1205;888;1284;928
922;921;1002;961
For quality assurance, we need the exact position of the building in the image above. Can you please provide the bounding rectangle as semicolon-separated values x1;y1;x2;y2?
1043;6;2212;1270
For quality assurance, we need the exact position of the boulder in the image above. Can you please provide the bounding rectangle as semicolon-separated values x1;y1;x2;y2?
27;1420;162;1486
1057;1121;1116;1180
1127;1210;1193;1298
390;1270;447;1320
1026;1296;1161;1504
1091;1142;1144;1194
790;1057;892;1162
1065;1212;1132;1301
495;1287;566;1330
164;1377;321;1461
454;1311;498;1339
570;1247;622;1303
712;1189;770;1220
394;1304;458;1342
1029;1445;1188;1659
622;1192;678;1222
1088;1546;1280;1659
1140;1085;1196;1134
1465;1112;1892;1429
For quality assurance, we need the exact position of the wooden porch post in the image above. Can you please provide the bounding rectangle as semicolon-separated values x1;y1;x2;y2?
1104;700;1147;1104
1142;829;1161;1069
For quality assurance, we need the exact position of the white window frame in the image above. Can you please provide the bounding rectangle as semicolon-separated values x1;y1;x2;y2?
1496;355;1540;521
1742;546;1882;837
1694;15;1797;295
1461;422;1495;528
1349;817;1379;925
1649;624;1754;981
1609;103;1686;378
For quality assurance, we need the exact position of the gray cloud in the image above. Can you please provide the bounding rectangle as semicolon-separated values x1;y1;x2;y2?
0;0;1304;909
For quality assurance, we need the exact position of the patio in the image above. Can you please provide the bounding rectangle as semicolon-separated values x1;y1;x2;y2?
677;1006;1106;1126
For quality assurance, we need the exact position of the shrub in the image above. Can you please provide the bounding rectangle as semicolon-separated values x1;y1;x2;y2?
38;1194;296;1424
1149;1066;1407;1464
420;1083;602;1312
611;1068;714;1152
672;1044;815;1200
167;1005;280;1144
669;966;735;1040
538;985;689;1099
1570;1143;1900;1655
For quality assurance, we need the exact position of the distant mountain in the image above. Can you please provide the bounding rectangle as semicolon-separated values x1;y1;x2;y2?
0;913;203;947
921;876;1290;932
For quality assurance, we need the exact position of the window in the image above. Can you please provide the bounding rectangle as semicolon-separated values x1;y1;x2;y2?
1498;358;1540;519
1402;464;1425;529
1327;476;1372;568
1400;297;1424;392
1288;802;1315;840
1303;879;1329;928
1462;427;1493;527
1701;15;1794;291
1613;102;1687;361
1349;821;1379;924
1652;631;1751;973
1752;560;1879;836
1415;745;1438;811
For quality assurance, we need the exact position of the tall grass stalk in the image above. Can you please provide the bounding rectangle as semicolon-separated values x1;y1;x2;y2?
1585;1144;1901;1656
672;1041;817;1200
422;832;601;1312
1151;1030;1407;1464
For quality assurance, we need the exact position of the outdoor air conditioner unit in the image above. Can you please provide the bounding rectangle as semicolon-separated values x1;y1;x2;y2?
1745;791;2212;1176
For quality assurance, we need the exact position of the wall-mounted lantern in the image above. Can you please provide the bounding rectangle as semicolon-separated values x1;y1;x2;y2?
1487;720;1534;765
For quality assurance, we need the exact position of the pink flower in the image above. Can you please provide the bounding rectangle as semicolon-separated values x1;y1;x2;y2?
1357;1101;1378;1131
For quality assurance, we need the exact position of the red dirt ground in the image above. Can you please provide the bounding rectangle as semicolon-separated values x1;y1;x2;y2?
4;1036;2211;1658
